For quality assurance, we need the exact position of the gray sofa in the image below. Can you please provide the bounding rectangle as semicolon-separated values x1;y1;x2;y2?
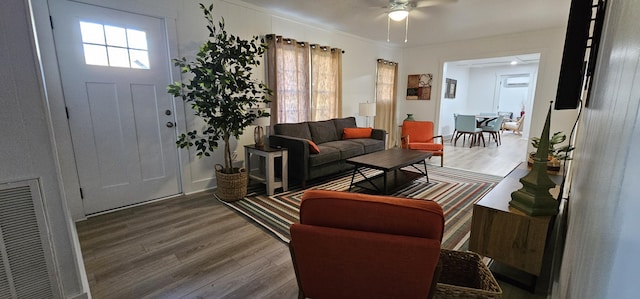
269;117;386;187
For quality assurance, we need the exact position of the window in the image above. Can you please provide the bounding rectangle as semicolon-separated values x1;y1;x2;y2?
266;35;342;123
275;40;310;123
79;21;150;69
310;46;341;121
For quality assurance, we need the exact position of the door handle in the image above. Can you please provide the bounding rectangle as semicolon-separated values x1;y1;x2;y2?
166;122;175;128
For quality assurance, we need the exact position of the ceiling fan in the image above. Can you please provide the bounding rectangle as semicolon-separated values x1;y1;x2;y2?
381;0;458;43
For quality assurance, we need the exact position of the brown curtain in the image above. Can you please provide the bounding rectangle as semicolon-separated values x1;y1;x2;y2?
310;45;342;120
333;48;343;118
266;34;310;124
375;59;398;148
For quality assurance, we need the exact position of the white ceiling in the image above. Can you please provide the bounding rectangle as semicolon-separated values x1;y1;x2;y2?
450;53;541;68
238;0;572;48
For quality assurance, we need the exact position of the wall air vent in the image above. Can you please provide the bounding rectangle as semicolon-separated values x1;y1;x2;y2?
0;180;58;298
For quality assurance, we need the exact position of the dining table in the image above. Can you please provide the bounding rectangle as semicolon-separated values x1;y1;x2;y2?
475;115;498;127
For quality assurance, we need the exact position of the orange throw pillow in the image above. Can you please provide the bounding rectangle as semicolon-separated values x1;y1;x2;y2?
343;127;372;139
308;140;320;154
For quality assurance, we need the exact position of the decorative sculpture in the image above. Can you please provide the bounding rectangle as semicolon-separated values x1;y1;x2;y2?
510;102;559;216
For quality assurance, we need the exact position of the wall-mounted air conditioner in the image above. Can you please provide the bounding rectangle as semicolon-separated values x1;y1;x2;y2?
504;76;529;87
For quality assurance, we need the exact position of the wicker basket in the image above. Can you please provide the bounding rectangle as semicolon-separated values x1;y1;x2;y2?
435;249;503;299
214;165;248;202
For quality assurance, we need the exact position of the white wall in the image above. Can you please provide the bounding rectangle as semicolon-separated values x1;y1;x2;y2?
555;0;640;297
467;64;538;114
34;0;402;218
1;0;87;297
401;28;578;157
438;64;469;136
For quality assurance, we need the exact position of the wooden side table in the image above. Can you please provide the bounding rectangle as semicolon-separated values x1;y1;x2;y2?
469;164;562;293
244;145;288;196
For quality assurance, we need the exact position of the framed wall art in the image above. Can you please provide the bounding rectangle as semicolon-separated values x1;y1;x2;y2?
406;73;433;100
445;78;457;99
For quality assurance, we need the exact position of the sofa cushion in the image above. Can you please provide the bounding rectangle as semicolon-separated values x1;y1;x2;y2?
332;117;357;138
322;140;364;159
408;143;443;151
274;122;312;140
343;127;372;139
308;120;338;144
348;138;385;153
309;146;341;167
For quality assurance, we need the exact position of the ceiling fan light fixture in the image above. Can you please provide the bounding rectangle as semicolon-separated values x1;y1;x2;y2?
388;8;409;21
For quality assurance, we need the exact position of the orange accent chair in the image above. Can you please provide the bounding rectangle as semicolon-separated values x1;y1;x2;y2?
401;120;444;167
289;189;445;299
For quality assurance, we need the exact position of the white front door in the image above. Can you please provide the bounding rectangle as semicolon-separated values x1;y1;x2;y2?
50;0;180;214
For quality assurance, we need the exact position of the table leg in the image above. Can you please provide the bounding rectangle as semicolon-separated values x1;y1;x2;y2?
245;149;251;186
281;150;288;192
423;159;429;183
384;171;389;195
348;168;357;192
266;153;275;195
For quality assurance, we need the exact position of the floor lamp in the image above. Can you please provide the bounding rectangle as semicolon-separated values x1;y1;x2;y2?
359;103;376;128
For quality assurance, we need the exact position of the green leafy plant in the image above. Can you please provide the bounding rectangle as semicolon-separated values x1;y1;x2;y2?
531;131;575;161
168;3;271;174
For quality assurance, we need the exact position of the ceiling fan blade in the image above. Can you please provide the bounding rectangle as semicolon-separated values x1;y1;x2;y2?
365;0;393;8
413;0;458;8
409;9;428;19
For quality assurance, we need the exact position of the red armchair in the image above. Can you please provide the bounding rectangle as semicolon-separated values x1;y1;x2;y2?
401;120;444;167
289;189;445;299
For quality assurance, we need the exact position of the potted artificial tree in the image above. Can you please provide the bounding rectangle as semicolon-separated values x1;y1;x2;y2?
528;131;575;172
168;3;271;201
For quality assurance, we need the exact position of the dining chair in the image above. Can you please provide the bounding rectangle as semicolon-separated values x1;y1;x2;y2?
482;115;504;146
401;120;444;167
454;114;485;147
497;111;513;120
450;113;458;143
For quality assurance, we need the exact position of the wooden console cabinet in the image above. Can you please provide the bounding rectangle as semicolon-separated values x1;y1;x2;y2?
469;166;561;278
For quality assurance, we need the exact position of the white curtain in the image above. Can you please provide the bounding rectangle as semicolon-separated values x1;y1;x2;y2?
375;59;398;147
310;45;342;121
267;34;342;123
266;35;310;123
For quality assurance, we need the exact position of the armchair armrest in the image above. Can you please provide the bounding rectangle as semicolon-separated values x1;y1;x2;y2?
400;135;410;149
432;135;444;144
269;134;311;182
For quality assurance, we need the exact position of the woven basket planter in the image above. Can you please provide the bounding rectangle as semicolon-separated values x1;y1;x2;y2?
435;249;502;299
214;165;247;202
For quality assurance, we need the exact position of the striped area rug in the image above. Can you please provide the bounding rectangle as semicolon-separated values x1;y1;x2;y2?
222;167;502;250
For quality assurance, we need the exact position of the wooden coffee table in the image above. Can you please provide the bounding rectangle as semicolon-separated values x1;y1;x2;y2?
346;148;432;195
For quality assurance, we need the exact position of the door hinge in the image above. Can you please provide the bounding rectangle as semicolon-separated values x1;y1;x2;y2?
49;16;54;29
79;188;84;199
65;106;69;119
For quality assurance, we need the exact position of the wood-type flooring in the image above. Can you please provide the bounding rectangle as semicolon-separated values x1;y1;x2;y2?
76;132;544;298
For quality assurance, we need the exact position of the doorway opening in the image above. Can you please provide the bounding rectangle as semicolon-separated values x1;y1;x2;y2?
438;53;540;139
